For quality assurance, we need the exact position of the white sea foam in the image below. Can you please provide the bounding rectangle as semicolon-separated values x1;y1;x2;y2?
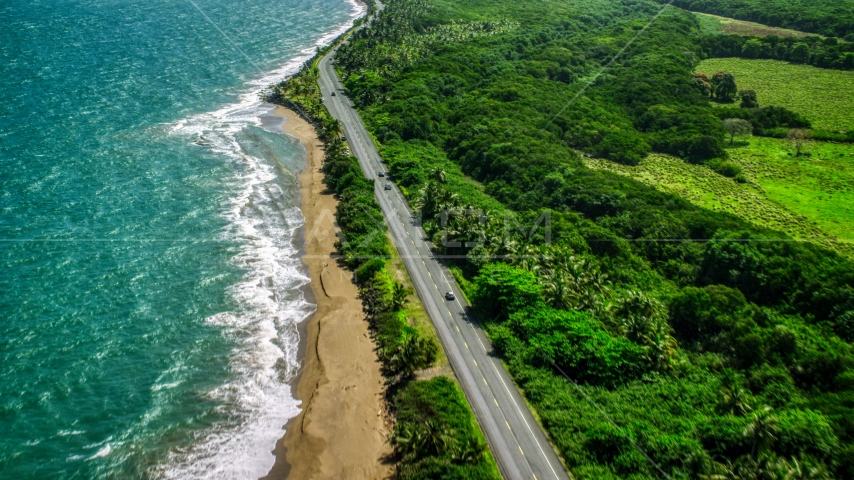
92;444;112;458
156;2;366;478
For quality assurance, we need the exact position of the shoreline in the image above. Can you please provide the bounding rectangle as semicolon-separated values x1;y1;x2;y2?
262;106;393;480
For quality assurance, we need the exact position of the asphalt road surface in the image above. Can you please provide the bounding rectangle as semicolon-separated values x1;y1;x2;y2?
314;32;572;480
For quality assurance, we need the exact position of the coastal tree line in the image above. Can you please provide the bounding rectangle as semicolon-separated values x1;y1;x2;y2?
699;34;854;71
269;39;501;477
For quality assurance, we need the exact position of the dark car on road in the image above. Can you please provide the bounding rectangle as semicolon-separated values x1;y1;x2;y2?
377;171;385;177
384;183;392;191
445;291;455;301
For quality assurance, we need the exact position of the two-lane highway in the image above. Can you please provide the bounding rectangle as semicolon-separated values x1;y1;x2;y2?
313;40;571;480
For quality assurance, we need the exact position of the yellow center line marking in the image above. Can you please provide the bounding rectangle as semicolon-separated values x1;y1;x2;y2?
519;446;524;455
464;342;469;349
494;398;499;407
506;421;511;430
482;377;487;386
455;325;460;332
473;359;477;366
533;475;538;480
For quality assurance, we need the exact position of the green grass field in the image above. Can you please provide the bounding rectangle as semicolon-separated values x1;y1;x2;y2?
728;136;854;245
585;138;854;258
698;58;854;132
694;11;815;38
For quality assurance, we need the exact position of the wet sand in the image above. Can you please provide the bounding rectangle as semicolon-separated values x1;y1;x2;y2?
262;106;393;480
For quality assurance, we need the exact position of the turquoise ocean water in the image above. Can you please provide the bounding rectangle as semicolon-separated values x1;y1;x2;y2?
0;0;361;477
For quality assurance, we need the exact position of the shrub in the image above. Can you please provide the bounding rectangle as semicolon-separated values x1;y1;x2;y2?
710;160;743;178
688;135;727;163
776;409;839;459
750;365;799;408
834;310;854;342
697;415;750;458
669;285;746;345
739;89;759;108
472;263;543;323
509;307;650;386
356;257;387;282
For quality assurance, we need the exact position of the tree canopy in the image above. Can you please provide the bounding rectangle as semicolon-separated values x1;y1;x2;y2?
327;0;854;476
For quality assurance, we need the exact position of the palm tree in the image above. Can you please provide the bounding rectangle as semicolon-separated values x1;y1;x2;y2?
391;282;411;311
430;167;446;184
451;436;486;464
733;454;777;480
608;290;664;334
532;248;612;317
359;281;389;318
779;455;831;480
416;181;453;220
445;206;487;248
512;244;544;272
389;419;454;461
389;422;422;461
542;270;573;311
643;321;679;371
320;118;342;142
717;373;753;417
435;189;459;218
607;291;678;369
419;420;454;457
699;459;738;480
744;406;780;456
702;455;787;480
481;218;518;260
325;137;346;157
387;334;437;378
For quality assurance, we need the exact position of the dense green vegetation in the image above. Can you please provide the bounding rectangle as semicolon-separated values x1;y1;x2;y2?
699;33;854;71
268;39;499;477
655;0;854;39
699;58;854;132
333;0;854;477
393;377;498;479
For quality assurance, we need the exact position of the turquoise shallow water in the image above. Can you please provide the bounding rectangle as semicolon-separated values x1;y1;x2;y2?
0;0;361;477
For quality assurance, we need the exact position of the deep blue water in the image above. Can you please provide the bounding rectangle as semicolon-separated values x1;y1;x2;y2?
0;0;361;477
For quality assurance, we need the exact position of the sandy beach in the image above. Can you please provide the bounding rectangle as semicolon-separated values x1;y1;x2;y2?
263;106;393;480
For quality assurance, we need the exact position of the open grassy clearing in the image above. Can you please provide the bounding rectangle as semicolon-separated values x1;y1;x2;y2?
727;136;854;245
584;149;854;259
694;11;816;38
698;58;854;132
